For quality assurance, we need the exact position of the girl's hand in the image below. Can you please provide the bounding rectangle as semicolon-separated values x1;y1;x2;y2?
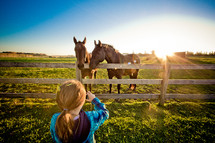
86;91;96;102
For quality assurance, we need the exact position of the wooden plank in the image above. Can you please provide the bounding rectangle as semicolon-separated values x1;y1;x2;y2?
85;63;215;69
166;94;215;99
1;61;214;70
171;64;215;69
1;78;214;85
75;61;82;82
95;94;159;99
0;62;76;68
168;79;215;84
0;93;56;99
1;93;214;99
159;60;171;106
0;78;73;84
82;79;162;84
0;93;159;99
84;63;163;69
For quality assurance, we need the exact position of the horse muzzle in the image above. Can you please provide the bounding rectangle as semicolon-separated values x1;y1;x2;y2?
78;64;84;69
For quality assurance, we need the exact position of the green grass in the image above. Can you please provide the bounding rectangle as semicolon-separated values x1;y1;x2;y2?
0;56;215;94
0;56;215;142
0;57;76;63
0;98;214;142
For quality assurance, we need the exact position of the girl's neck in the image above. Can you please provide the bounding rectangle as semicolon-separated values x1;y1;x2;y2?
68;105;82;116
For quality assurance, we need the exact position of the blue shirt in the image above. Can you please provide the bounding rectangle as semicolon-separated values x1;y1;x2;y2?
50;97;109;143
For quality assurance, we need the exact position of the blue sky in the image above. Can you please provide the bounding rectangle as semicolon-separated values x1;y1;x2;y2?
0;0;215;55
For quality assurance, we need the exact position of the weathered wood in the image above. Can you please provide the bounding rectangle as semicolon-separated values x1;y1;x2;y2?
0;78;73;84
168;79;215;84
84;63;163;69
0;93;56;98
84;63;215;70
166;94;215;99
0;62;76;68
159;60;171;106
75;61;82;82
82;79;162;84
1;78;214;85
1;93;214;99
95;94;160;99
171;64;215;69
1;61;214;70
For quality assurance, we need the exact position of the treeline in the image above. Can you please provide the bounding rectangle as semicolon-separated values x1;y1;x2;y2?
0;51;48;57
0;51;76;58
187;51;215;56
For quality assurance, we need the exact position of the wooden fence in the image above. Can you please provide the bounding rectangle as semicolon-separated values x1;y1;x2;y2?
0;61;215;105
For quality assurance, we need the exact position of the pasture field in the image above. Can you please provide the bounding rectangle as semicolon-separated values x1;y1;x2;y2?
0;56;215;142
1;98;215;142
0;56;215;94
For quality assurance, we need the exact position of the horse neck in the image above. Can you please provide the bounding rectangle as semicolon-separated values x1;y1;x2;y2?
105;46;124;63
85;51;91;64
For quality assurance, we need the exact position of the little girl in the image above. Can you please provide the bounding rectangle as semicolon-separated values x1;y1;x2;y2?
50;80;109;143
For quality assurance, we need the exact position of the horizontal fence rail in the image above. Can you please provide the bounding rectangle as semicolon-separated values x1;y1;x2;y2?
0;61;215;104
1;61;215;69
170;64;215;69
0;93;214;100
84;63;163;69
0;62;76;68
0;78;74;84
1;78;215;85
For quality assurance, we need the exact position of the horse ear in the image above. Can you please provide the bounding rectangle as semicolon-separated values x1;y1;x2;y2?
73;37;77;44
83;37;86;44
94;40;97;45
98;40;102;47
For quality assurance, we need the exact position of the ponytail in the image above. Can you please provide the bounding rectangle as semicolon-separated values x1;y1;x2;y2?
55;110;75;143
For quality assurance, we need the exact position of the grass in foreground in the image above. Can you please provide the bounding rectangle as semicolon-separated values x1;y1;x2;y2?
0;98;214;142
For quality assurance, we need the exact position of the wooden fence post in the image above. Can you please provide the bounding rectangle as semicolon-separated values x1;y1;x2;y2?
75;61;82;82
159;58;171;106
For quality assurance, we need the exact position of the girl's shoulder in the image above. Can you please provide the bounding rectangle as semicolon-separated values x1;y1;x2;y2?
50;113;61;126
51;113;61;120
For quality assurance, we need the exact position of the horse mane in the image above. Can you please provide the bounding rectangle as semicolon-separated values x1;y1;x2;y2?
102;44;119;53
102;43;124;63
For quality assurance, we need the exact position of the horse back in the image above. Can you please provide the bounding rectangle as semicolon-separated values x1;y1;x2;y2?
123;54;140;64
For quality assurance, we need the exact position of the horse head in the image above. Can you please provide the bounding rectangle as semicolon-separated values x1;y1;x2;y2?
90;40;106;70
73;37;87;69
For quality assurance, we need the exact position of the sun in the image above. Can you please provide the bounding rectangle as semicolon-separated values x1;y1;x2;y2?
155;50;174;60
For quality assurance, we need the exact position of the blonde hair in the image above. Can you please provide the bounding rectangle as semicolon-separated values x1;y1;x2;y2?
55;80;86;143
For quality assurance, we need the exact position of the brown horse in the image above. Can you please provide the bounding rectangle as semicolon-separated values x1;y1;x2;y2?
89;40;140;94
73;37;97;91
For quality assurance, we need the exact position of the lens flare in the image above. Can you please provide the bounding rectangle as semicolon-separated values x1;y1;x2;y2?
155;50;174;60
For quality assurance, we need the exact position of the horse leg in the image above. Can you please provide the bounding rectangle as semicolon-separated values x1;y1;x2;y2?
134;70;139;90
89;75;93;92
85;84;88;92
129;72;138;90
117;84;121;94
94;71;97;79
116;75;122;94
108;73;113;94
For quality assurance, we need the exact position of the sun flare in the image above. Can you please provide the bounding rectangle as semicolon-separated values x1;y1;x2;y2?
155;50;174;60
99;15;215;57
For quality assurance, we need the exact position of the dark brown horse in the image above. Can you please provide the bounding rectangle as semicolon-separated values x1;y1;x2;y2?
73;37;96;91
89;40;140;94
